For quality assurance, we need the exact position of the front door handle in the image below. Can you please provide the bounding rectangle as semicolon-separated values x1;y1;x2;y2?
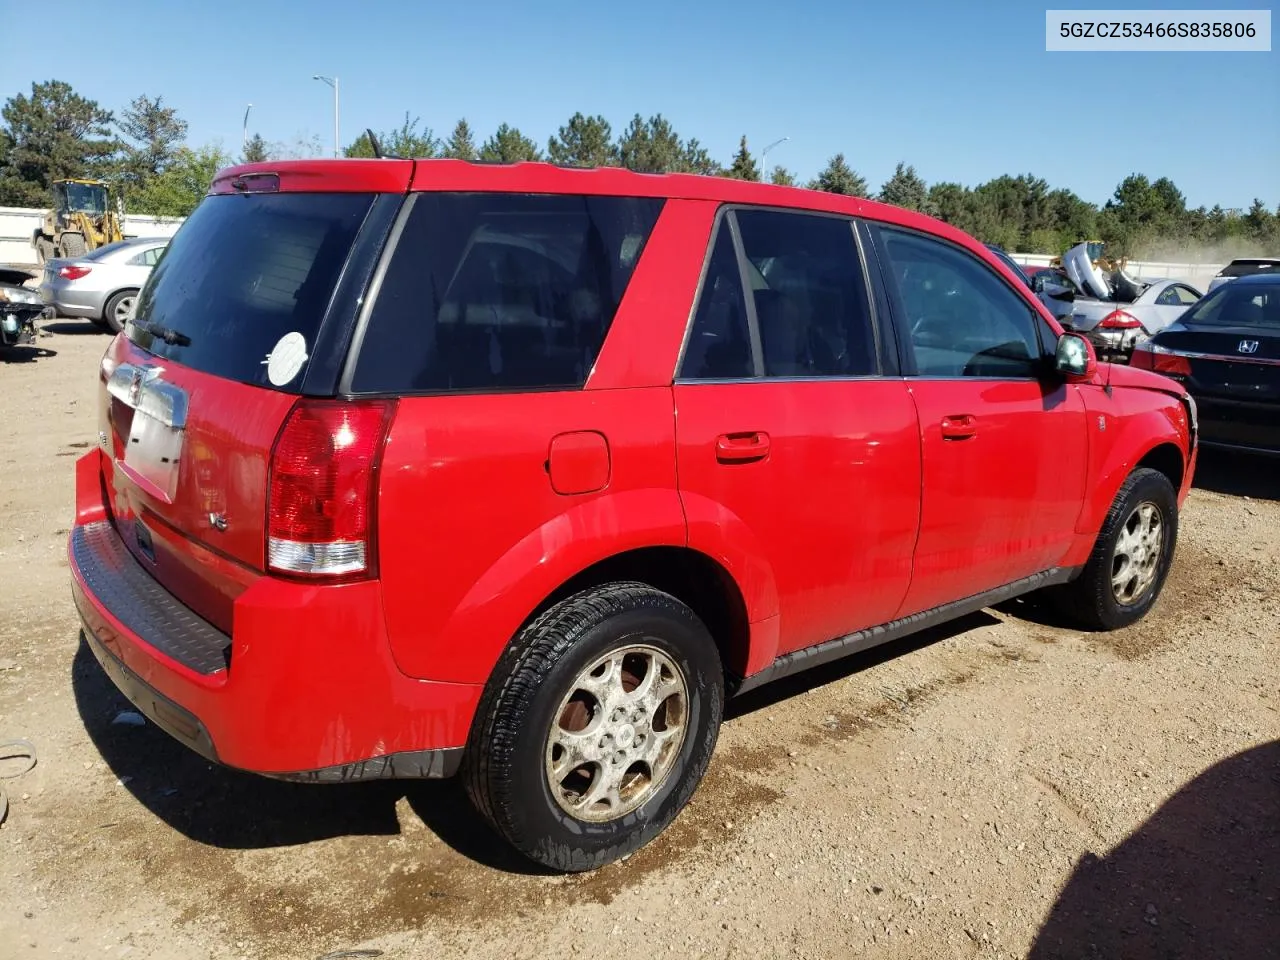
716;431;771;463
940;415;977;440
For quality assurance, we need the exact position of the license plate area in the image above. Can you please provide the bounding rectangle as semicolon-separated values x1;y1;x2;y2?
123;410;184;502
107;362;189;504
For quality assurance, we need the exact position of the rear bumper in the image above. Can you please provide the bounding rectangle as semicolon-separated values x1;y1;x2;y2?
1193;395;1280;455
70;450;479;780
39;280;104;319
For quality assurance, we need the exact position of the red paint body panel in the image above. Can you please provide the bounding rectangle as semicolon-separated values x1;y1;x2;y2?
71;452;480;772
675;380;922;656
548;432;611;495
99;336;297;633
900;380;1089;614
376;388;685;684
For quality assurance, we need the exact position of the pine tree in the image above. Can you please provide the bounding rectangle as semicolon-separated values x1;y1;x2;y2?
726;135;759;181
442;119;477;161
241;133;269;163
878;162;929;212
479;123;541;163
807;154;869;197
547;113;617;167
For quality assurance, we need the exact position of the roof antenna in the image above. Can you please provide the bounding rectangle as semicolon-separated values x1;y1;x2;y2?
365;128;384;159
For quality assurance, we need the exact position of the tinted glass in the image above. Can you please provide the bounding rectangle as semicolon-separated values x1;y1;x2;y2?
85;240;132;262
351;193;663;393
1157;284;1200;306
882;228;1043;378
680;222;753;380
985;245;1032;288
736;210;876;377
1182;281;1280;328
1220;259;1280;278
127;192;374;390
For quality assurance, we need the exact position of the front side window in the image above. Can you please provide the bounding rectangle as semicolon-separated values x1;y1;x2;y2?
881;228;1044;378
351;193;663;393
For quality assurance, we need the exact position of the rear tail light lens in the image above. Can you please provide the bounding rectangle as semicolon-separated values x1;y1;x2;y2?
1131;343;1191;377
1099;309;1143;329
59;265;92;280
267;399;395;579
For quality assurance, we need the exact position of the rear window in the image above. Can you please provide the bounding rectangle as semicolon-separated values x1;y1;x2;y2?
127;192;374;390
1218;259;1280;278
1183;281;1280;328
348;193;664;394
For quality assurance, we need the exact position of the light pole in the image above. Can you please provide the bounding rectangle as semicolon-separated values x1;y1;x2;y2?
760;136;790;180
243;103;253;150
312;75;340;158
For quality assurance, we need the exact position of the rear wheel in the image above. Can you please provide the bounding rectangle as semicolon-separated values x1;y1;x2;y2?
464;582;724;872
34;236;54;264
1051;467;1178;630
103;289;138;334
60;234;87;258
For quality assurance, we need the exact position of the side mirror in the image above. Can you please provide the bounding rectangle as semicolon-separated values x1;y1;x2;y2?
1055;332;1097;382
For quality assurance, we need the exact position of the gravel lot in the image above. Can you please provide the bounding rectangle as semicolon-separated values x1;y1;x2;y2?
1;324;1277;960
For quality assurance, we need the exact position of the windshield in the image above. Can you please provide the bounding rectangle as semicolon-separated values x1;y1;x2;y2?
1181;281;1280;328
63;182;108;214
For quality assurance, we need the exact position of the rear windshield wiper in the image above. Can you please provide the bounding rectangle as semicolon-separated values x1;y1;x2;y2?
131;319;191;347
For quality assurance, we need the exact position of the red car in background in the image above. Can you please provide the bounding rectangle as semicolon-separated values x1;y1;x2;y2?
71;160;1197;872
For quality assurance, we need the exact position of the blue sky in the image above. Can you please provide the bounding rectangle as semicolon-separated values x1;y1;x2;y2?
6;0;1277;210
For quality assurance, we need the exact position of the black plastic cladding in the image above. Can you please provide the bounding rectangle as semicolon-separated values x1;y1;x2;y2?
300;193;408;397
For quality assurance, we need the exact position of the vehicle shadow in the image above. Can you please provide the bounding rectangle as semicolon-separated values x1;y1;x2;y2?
70;635;545;874
1192;448;1280;502
41;320;105;336
0;345;58;363
1027;739;1279;960
727;611;1001;720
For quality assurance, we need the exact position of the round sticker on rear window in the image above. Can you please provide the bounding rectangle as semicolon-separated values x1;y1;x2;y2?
263;332;309;387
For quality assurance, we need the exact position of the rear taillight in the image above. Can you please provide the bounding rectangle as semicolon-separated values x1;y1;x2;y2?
59;265;92;280
267;399;395;579
1098;309;1142;329
1131;343;1191;377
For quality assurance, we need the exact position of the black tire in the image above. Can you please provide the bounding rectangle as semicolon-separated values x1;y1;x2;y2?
60;233;87;258
464;582;724;872
34;236;54;264
102;289;138;334
1052;467;1179;631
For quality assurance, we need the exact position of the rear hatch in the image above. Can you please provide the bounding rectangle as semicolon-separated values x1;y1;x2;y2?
97;162;411;632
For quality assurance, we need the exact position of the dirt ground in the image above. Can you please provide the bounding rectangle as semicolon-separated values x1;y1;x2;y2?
1;324;1276;960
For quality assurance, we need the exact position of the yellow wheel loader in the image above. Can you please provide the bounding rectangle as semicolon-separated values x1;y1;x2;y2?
31;179;124;263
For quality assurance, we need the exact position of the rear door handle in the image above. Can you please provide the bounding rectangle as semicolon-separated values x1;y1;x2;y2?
716;432;771;463
940;415;977;440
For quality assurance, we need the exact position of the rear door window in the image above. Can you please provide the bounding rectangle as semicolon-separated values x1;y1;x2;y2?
349;193;664;394
735;209;877;377
126;192;375;390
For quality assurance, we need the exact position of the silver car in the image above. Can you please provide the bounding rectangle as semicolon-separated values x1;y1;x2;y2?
39;236;168;332
1031;271;1202;361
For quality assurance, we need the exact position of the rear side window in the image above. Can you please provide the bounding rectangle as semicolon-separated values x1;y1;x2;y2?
349;193;664;394
127;193;374;390
736;209;877;377
680;222;755;380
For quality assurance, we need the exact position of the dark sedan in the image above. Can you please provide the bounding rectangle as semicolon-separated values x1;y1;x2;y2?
1131;273;1280;454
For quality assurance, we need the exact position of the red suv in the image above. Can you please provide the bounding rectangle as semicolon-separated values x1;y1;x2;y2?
71;160;1197;871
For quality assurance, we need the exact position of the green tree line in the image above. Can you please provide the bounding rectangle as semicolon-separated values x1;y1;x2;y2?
3;80;1277;259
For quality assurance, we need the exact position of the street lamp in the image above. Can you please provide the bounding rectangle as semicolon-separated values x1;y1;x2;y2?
312;75;340;158
760;136;790;179
243;103;253;150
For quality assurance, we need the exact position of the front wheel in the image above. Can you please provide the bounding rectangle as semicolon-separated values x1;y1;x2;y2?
464;582;724;872
1053;467;1179;630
